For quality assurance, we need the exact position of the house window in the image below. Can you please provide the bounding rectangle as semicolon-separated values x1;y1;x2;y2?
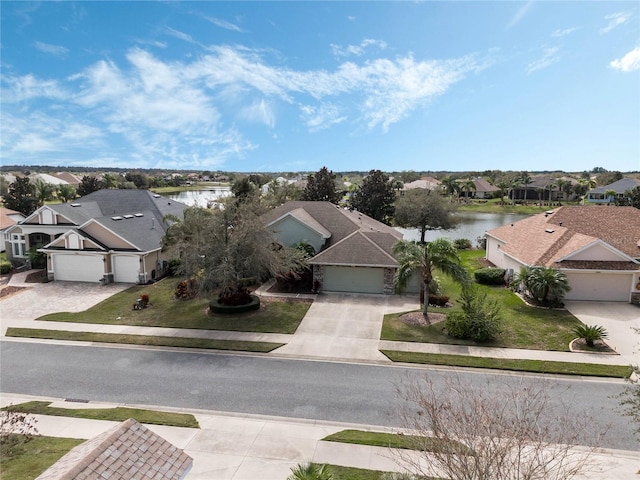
11;234;26;257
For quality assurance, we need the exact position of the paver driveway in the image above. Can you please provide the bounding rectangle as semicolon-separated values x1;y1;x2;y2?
272;293;418;361
0;280;129;335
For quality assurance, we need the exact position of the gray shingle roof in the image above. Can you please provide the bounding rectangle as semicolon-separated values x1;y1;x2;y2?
589;178;640;194
36;418;192;480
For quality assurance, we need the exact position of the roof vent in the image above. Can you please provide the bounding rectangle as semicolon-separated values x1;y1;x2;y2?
134;213;144;217
70;203;81;207
112;216;123;221
153;194;161;198
123;214;134;219
545;228;555;233
545;210;554;215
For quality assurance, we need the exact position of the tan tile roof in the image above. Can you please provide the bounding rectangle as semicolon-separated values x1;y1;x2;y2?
403;178;441;190
0;207;24;229
36;419;192;480
486;206;640;268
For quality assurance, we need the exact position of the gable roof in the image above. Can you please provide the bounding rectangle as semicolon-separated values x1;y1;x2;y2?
403;177;441;190
472;177;499;192
589;178;640;195
36;418;192;480
0;207;25;230
486;206;640;269
264;201;402;267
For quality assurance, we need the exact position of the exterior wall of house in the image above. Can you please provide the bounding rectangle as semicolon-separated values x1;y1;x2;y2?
565;243;628;262
82;223;133;249
563;270;634;302
485;236;526;274
141;250;166;283
271;216;326;253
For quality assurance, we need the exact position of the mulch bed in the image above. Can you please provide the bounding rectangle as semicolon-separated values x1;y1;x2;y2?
399;311;447;326
25;270;47;283
0;286;27;299
570;338;617;354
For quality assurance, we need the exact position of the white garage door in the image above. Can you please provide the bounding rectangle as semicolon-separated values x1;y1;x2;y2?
113;255;140;283
323;266;385;294
565;272;632;302
52;254;104;282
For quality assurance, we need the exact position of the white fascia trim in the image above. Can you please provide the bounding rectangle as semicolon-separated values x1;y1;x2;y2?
557;239;639;264
79;218;140;251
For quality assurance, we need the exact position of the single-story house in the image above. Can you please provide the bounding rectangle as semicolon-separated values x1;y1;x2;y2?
36;418;192;480
5;189;186;284
263;201;419;295
471;177;499;199
586;178;640;204
485;206;640;303
1;207;26;252
402;176;441;193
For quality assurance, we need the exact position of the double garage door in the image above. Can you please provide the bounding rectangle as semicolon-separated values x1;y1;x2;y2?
564;272;632;302
52;253;140;283
323;266;385;294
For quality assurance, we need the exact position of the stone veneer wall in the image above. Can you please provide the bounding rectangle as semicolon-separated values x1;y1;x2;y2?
383;268;395;295
632;292;640;305
312;265;324;292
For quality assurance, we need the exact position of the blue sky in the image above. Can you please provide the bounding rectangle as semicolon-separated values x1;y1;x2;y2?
1;1;639;173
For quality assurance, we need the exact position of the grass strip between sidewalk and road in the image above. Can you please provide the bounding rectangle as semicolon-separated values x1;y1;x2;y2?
0;435;83;480
5;328;284;353
323;429;471;454
381;350;633;378
2;401;199;428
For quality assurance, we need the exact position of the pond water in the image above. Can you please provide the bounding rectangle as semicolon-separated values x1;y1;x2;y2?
167;187;232;207
396;212;531;245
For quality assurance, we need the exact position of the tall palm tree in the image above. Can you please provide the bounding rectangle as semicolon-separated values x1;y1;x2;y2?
518;172;533;202
463;180;476;201
547;181;556;206
554;179;568;204
33;179;56;208
495;179;511;206
440;176;459;200
393;238;470;317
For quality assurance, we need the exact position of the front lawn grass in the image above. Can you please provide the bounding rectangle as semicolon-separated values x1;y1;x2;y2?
381;350;633;378
0;435;83;480
319;464;441;480
5;328;283;353
323;429;469;454
3;401;199;428
383;250;578;352
37;278;310;334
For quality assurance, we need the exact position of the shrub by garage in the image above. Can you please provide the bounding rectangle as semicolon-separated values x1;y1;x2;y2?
474;267;506;285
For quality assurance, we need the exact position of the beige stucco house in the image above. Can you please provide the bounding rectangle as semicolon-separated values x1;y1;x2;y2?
485;206;640;303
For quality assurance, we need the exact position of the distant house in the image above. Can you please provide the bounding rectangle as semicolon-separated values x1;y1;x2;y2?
29;173;69;186
0;207;26;253
264;201;419;295
5;189;186;283
402;176;441;192
485;206;640;303
36;418;192;480
509;176;577;202
471;177;499;199
53;172;83;186
586;178;640;204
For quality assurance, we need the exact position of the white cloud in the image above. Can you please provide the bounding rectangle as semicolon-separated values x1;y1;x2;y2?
551;27;577;38
299;103;347;132
600;11;632;34
2;74;67;102
507;1;534;28
205;16;243;32
527;46;560;74
33;41;69;56
331;39;388;58
164;27;194;43
610;47;640;72
239;98;276;128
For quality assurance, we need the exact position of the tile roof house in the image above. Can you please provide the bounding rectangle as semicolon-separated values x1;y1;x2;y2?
485;206;640;303
586;178;640;204
0;207;26;253
263;201;418;294
5;189;186;284
36;418;192;480
402;176;441;192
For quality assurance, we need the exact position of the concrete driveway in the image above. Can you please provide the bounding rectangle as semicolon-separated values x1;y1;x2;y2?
564;301;640;365
272;293;418;362
0;276;129;335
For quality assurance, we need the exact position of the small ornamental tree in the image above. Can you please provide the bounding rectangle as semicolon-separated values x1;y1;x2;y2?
394;189;458;242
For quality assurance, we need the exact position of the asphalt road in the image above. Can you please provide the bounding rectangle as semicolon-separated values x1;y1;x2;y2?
1;340;637;450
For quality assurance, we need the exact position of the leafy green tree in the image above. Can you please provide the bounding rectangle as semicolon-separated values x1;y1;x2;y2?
231;177;258;202
125;171;149;189
394;189;458;243
163;199;305;297
101;173;120;189
77;175;103;197
604;189;617;205
262;180;301;208
302;167;340;203
349;169;395;224
33;179;56;208
440;176;460;198
56;184;77;203
513;266;571;307
4;177;37;215
623;186;640;208
0;176;9;197
393;238;470;317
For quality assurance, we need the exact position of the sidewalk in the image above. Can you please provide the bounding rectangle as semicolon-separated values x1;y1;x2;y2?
1;272;634;367
1;393;638;480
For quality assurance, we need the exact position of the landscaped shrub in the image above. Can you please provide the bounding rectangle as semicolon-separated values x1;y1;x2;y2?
140;294;150;307
445;287;502;342
0;261;11;274
453;238;472;250
218;285;253;306
474;267;506;285
572;324;608;347
428;294;449;307
174;278;198;300
167;258;182;276
512;266;570;307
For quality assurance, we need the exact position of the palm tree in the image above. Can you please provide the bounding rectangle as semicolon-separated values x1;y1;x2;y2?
287;462;333;480
463;179;476;201
605;189;617;205
393;238;470;316
495;179;512;206
514;266;571;307
572;324;608;347
555;179;569;204
518;172;533;202
440;176;459;200
547;181;556;206
33;179;56;208
56;184;77;203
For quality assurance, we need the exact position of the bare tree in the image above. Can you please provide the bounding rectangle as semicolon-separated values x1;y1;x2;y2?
394;374;607;480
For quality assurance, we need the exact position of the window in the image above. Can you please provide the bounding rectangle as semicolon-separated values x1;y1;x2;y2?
11;234;26;257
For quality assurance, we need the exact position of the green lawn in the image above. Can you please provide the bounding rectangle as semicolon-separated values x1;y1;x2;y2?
0;435;83;480
2;401;199;427
323;429;470;454
382;250;578;352
381;350;632;378
38;278;310;334
5;328;283;353
457;197;584;215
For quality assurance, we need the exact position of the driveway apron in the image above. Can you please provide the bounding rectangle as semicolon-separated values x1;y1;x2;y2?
272;293;418;362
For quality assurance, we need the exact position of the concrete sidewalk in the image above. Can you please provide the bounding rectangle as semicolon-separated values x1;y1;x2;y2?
1;393;638;480
1;271;636;367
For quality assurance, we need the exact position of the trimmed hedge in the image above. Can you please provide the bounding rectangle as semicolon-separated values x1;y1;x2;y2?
0;261;11;274
474;267;506;285
209;294;261;314
428;294;449;307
